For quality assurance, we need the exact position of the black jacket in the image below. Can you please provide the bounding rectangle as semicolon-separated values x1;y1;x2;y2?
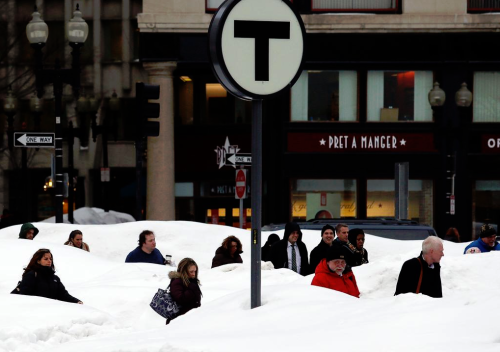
168;272;202;317
394;252;442;298
310;240;332;273
268;224;310;276
13;267;80;303
211;246;243;268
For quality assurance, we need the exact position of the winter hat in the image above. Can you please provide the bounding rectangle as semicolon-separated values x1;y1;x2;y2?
326;245;347;262
479;224;497;238
321;224;335;237
18;223;39;239
265;233;280;246
283;222;302;240
348;228;364;244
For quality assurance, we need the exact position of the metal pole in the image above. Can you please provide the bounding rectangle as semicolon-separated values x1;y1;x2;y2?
135;138;144;221
395;162;409;220
68;122;75;224
239;198;244;229
22;148;28;222
103;125;110;212
251;99;262;309
54;60;64;223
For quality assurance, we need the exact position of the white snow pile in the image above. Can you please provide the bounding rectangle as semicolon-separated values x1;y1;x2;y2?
41;207;135;224
0;221;499;352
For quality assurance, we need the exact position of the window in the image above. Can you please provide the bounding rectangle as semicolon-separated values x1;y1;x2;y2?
468;0;500;13
206;0;224;11
367;179;433;225
291;179;357;221
312;0;398;12
473;72;500;122
176;76;251;125
367;71;433;122
291;70;358;122
472;181;500;239
0;22;7;63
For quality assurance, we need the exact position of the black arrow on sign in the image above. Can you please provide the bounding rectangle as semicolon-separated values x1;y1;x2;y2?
234;20;290;81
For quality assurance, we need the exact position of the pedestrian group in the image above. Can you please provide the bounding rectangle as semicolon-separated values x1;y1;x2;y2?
10;220;500;325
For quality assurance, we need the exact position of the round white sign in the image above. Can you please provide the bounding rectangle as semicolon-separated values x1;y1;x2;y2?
209;0;305;100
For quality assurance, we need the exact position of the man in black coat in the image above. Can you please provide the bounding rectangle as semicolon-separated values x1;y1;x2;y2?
268;222;310;276
395;236;444;298
309;224;335;273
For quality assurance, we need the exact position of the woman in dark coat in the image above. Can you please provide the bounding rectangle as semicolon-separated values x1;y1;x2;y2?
211;236;243;268
347;229;369;267
12;248;82;304
261;233;280;262
167;258;202;324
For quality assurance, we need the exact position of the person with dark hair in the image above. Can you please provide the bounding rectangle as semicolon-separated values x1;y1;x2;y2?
444;227;460;243
347;228;368;266
309;224;335;272
464;224;500;254
395;236;444;298
211;236;243;268
18;223;39;240
125;230;166;265
311;245;360;298
11;249;82;304
261;233;280;262
267;222;310;276
167;258;202;324
64;230;90;252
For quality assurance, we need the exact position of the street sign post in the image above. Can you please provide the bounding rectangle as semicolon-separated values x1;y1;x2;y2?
235;169;247;229
209;0;305;309
14;132;55;148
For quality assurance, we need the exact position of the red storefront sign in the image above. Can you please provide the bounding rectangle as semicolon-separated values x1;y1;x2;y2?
287;133;436;153
481;135;500;153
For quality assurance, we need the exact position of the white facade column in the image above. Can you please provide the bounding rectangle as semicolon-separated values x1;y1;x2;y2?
143;61;177;220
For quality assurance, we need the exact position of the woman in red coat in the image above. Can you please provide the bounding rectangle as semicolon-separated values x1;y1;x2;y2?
167;258;202;324
311;245;360;298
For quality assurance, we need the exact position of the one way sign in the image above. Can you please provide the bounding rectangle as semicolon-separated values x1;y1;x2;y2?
14;132;55;148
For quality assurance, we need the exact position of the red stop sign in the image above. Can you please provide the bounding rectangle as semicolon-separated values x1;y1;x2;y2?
235;169;247;199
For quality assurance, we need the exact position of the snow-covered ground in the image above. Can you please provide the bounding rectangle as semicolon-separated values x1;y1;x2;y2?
0;221;499;352
41;207;135;224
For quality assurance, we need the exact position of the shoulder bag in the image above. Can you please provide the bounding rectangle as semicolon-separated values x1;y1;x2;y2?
150;285;181;319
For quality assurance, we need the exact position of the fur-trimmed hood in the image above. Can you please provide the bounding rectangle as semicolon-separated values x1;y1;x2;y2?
168;271;181;279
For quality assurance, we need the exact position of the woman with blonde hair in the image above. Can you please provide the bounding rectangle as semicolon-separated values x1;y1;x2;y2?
167;258;202;324
64;230;90;251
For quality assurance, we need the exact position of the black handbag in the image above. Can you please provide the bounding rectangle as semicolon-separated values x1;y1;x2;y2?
11;281;21;294
150;286;181;319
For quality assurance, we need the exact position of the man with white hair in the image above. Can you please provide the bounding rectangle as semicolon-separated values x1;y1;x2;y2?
395;236;444;298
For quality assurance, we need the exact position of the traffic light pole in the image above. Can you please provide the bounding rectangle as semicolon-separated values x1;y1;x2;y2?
135;138;145;221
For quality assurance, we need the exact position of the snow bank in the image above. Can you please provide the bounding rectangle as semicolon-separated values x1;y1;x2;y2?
0;221;499;352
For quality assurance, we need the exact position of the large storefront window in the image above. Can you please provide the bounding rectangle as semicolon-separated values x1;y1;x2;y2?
291;70;358;122
367;180;433;225
291;179;357;221
473;72;500;122
367;71;433;122
472;181;500;238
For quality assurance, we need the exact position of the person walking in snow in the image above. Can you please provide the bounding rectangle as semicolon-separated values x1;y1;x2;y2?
309;224;335;272
18;223;39;240
347;228;369;267
167;258;202;324
125;230;166;265
464;224;500;254
64;230;90;252
311;245;360;298
261;233;279;262
395;236;444;298
211;235;243;268
11;248;83;304
267;222;310;276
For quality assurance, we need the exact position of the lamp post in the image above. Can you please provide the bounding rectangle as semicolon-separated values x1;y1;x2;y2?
3;86;18;150
27;4;88;223
29;91;43;132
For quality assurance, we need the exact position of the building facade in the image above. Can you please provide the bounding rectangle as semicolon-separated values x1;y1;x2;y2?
137;0;500;241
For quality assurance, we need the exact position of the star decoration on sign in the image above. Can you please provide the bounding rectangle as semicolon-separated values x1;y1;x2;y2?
319;139;326;146
378;203;383;208
400;139;406;146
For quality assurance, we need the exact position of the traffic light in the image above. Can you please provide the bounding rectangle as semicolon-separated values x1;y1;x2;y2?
135;82;160;138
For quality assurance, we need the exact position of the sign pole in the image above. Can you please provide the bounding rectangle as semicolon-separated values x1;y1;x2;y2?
251;99;262;309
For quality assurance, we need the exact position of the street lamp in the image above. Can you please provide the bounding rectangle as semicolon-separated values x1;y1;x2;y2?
3;86;18;150
27;4;88;223
455;82;473;107
428;82;446;107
